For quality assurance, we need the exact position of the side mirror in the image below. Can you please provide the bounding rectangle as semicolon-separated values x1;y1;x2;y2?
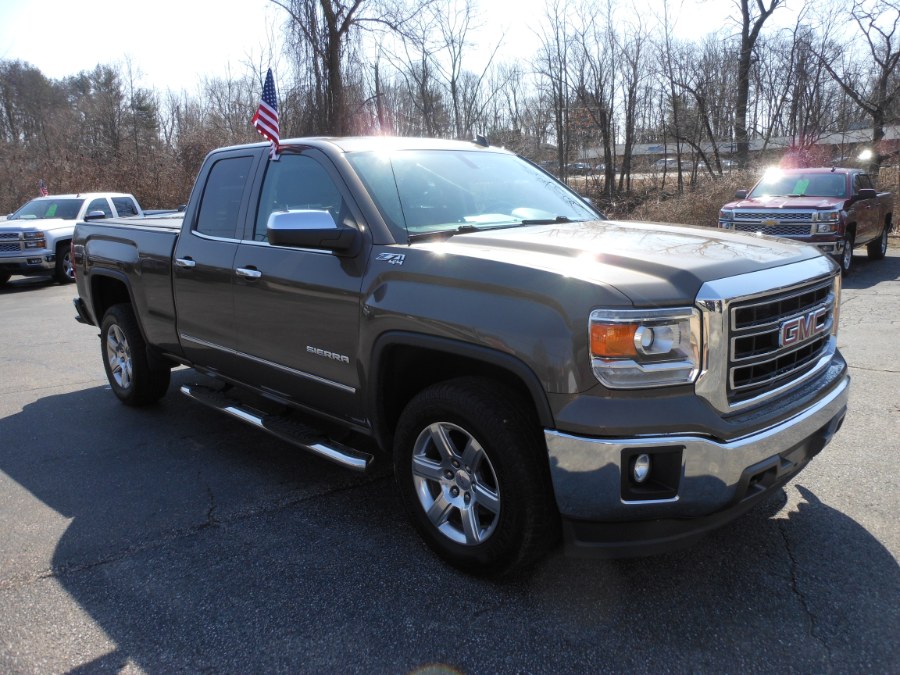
83;210;107;221
734;189;749;200
856;188;877;201
267;210;360;254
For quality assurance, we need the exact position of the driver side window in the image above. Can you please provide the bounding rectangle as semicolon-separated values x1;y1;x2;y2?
254;154;348;242
87;198;112;218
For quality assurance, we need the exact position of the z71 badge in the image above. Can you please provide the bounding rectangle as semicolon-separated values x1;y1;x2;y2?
376;252;406;265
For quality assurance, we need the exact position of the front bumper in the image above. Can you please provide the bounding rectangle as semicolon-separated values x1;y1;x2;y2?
544;371;849;556
0;252;56;275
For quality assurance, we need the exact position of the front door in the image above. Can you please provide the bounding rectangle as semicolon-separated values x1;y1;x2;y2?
230;150;369;421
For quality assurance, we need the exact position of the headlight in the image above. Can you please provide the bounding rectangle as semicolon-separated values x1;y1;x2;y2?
589;307;702;388
811;210;840;224
23;231;46;248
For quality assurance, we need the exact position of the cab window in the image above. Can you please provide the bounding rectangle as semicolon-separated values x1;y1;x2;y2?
254;154;349;242
86;198;112;218
196;156;254;239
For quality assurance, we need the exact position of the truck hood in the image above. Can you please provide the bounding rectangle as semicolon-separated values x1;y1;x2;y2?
0;217;70;232
723;196;844;210
414;219;824;305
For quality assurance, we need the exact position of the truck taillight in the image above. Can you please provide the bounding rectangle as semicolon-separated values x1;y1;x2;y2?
71;240;76;280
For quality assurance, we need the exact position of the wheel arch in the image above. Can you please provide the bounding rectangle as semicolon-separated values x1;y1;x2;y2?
88;272;148;341
368;332;554;452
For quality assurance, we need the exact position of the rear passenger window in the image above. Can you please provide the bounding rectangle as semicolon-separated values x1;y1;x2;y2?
196;156;254;239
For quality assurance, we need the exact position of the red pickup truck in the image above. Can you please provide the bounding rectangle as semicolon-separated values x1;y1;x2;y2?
718;167;893;274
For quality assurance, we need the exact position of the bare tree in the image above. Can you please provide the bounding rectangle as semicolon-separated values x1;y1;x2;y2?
816;0;900;171
733;0;782;167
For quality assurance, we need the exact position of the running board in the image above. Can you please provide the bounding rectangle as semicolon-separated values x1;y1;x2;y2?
179;384;373;472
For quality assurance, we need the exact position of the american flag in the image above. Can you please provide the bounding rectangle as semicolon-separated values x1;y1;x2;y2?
252;68;280;159
38;179;48;196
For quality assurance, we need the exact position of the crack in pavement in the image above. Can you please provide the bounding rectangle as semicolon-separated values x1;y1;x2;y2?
778;519;833;669
0;474;392;592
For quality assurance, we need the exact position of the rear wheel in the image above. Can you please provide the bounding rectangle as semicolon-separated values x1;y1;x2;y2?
53;241;74;284
866;222;889;260
393;377;558;576
100;304;171;406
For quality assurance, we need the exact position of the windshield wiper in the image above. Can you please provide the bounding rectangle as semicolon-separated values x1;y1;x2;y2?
407;222;523;242
519;215;575;225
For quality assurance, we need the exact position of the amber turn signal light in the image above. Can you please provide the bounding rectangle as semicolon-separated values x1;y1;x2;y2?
590;323;638;358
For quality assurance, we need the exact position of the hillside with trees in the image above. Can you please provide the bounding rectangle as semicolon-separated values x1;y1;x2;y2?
1;0;897;220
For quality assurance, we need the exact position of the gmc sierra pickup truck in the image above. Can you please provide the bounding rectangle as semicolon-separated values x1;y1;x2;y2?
0;192;143;286
73;138;850;575
718;167;893;274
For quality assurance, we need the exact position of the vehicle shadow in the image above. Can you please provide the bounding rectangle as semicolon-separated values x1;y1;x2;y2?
0;376;897;671
841;248;899;289
0;275;59;294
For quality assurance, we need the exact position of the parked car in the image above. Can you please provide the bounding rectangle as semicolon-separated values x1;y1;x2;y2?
72;137;849;576
718;167;893;274
566;162;593;175
654;157;694;171
0;192;143;286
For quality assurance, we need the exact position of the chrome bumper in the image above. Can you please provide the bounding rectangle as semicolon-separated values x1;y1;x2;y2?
545;373;850;523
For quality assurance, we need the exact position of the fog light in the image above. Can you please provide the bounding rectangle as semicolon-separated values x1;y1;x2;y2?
633;454;651;483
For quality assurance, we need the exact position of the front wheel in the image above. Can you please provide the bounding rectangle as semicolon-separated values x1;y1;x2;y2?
393;377;558;576
0;271;10;287
866;223;889;260
838;232;854;275
100;304;171;406
54;242;74;284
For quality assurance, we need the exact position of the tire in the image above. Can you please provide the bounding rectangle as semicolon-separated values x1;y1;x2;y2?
866;222;889;260
53;241;75;284
838;231;854;275
0;271;10;286
100;304;171;406
393;377;558;576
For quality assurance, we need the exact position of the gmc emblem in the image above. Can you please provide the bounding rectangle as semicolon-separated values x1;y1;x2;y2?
780;307;828;347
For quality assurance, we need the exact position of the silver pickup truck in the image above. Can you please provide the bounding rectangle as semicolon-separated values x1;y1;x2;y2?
0;192;142;286
72;138;850;576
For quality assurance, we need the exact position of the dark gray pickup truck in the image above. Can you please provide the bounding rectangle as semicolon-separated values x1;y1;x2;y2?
73;137;850;575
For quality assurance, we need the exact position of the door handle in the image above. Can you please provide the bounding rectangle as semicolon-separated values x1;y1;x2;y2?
235;267;262;280
175;257;196;269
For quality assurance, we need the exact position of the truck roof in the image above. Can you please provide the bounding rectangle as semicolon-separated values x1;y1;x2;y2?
225;137;510;155
30;192;136;200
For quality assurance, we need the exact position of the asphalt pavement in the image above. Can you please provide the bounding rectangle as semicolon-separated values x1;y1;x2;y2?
0;249;898;673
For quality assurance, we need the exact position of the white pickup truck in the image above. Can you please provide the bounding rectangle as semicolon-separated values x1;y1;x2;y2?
0;192;143;286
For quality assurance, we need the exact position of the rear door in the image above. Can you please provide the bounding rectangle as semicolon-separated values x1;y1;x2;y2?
173;148;263;373
230;149;370;421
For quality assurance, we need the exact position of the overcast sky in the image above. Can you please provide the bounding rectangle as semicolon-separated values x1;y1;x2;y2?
0;0;771;93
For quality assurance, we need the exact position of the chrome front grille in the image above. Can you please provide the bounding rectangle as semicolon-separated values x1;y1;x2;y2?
732;210;814;237
0;232;19;240
735;211;812;222
727;279;835;405
694;257;840;414
0;242;21;252
733;223;812;236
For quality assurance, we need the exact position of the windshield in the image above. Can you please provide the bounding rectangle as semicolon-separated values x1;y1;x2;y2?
749;172;846;199
11;198;84;220
345;149;600;240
